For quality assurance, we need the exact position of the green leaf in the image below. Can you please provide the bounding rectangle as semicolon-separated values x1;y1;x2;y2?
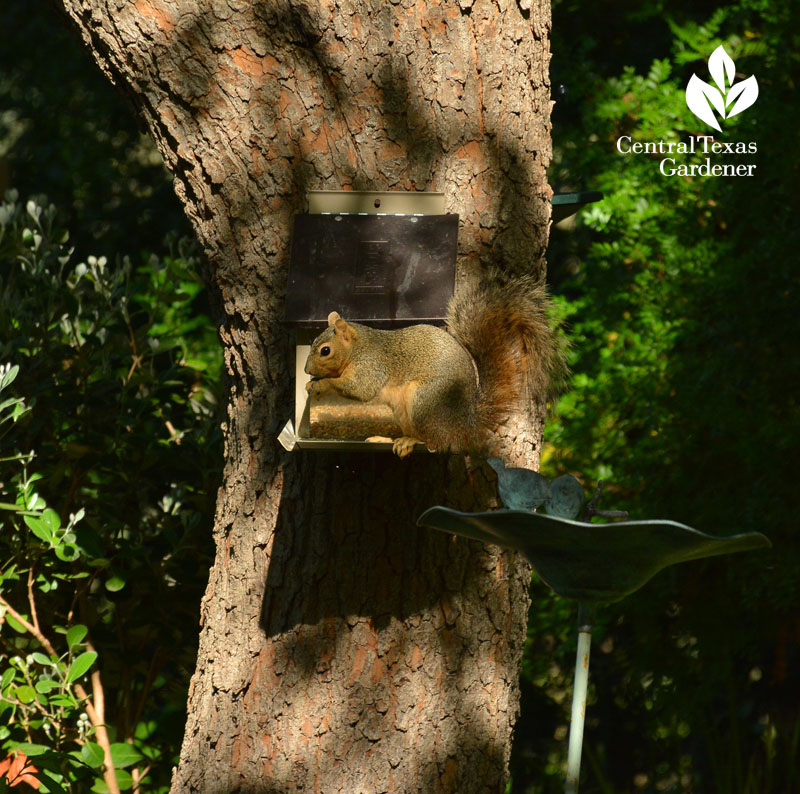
66;624;88;651
15;684;36;703
89;769;134;792
5;613;28;633
53;571;91;580
66;651;98;683
81;741;106;769
35;679;60;694
105;575;126;593
87;557;110;568
41;508;61;533
11;401;29;422
55;543;81;562
109;743;143;769
24;514;53;544
183;357;208;371
34;769;68;794
0;396;25;413
36;576;58;593
1;668;17;690
12;742;51;757
26;493;46;512
47;694;77;708
0;364;19;389
31;652;53;667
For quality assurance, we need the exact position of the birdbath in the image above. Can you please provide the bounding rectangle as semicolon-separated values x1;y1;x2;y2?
417;460;771;794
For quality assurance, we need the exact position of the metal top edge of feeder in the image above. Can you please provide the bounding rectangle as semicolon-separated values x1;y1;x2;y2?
286;315;452;331
307;190;446;216
306;189;601;220
551;190;603;223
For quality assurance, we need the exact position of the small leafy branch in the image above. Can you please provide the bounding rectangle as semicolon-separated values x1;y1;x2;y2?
685;45;759;132
1;190;221;793
0;364;128;794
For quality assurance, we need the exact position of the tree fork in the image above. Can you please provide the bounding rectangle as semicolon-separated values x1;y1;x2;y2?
55;2;553;792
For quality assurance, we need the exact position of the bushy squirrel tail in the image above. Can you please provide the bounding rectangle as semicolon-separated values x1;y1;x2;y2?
446;272;568;432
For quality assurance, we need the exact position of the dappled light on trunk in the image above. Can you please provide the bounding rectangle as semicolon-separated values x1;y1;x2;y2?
55;2;553;791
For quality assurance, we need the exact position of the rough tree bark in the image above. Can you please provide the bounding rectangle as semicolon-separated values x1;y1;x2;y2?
57;2;553;792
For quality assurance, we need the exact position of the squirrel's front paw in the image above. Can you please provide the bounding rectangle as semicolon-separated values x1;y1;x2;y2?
392;437;420;458
306;378;327;398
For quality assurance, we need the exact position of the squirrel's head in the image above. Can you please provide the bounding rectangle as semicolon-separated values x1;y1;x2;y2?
304;311;358;378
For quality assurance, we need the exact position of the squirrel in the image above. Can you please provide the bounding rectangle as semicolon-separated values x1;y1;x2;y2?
304;273;566;458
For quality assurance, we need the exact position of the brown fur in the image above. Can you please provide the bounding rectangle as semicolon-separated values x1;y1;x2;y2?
304;276;567;457
446;272;567;434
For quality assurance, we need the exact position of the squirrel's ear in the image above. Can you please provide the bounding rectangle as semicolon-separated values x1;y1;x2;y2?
333;317;357;343
327;311;341;326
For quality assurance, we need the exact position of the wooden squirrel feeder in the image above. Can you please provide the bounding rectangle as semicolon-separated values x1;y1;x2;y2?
277;189;602;452
279;190;459;452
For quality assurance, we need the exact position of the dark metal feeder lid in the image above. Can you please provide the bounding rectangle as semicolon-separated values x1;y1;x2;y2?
284;212;458;329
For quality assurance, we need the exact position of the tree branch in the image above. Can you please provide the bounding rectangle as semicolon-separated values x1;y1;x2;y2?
0;596;120;794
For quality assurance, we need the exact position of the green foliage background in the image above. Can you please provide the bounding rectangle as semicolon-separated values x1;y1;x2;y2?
511;1;800;792
1;0;798;792
1;4;220;791
0;194;221;792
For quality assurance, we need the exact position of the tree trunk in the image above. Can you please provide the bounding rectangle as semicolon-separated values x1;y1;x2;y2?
57;2;553;792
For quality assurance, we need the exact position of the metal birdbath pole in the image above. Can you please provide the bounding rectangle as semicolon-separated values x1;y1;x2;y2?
565;603;594;794
417;460;771;794
565;484;628;794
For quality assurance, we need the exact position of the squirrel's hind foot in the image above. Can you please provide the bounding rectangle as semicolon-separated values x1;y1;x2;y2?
365;436;422;457
392;436;421;458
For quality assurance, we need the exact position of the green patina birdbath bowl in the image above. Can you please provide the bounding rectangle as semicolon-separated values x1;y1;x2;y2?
415;507;769;604
416;461;771;794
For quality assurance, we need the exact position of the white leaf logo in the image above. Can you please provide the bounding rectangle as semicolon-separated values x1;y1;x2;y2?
708;45;735;92
726;75;759;118
686;75;725;132
685;45;758;130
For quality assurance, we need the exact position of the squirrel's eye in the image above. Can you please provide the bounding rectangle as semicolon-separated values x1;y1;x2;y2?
320;345;331;357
